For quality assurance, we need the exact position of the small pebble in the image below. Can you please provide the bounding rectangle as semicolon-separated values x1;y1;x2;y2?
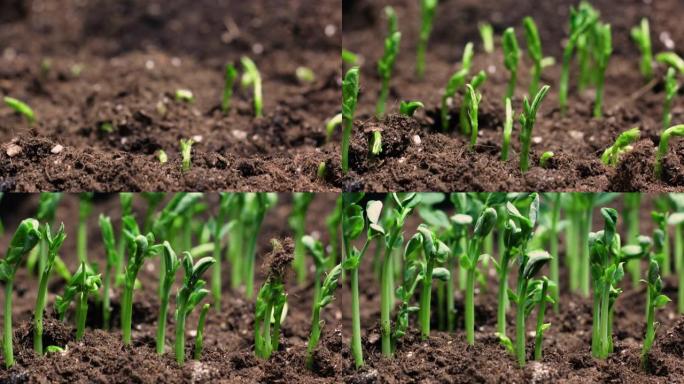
532;136;542;144
568;130;584;140
252;43;264;55
51;144;64;154
325;24;336;37
6;143;22;157
232;130;247;140
145;60;155;70
412;134;422;145
192;135;203;143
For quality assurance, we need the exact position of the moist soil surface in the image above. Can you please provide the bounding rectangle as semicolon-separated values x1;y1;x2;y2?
1;193;683;383
343;0;684;192
0;0;343;192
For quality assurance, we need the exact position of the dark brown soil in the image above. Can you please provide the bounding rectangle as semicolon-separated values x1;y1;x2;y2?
342;0;684;192
0;0;342;192
1;193;683;383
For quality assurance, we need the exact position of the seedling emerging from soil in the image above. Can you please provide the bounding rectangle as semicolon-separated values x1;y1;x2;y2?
539;151;553;168
306;263;342;369
393;232;426;345
3;96;35;125
2;219;40;368
157;242;181;355
55;262;101;340
519;85;551;172
523;17;544;96
601;127;640;167
290;193;315;284
460;71;487;135
325;113;342;143
175;89;195;103
180;139;194;172
631;18;653;80
656;52;684;75
641;258;670;368
342;49;359;66
479;23;494;53
559;6;598;114
416;0;438;78
655;125;684;179
440;42;474;130
157;149;168;164
295;66;315;84
415;225;450;339
399;101;424;117
98;215;118;330
342;67;360;173
502;28;521;100
222;63;238;114
194;303;210;360
376;6;401;118
465;84;482;150
593;23;613;118
254;239;293;360
501;97;513;161
175;252;214;364
241;57;263;117
34;223;65;355
663;68;680;131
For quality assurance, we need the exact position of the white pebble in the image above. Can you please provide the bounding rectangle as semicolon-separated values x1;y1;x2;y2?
5;143;22;157
252;43;264;55
192;135;203;143
51;144;64;154
171;57;182;67
145;60;155;70
487;65;497;74
660;31;675;50
412;134;422;145
232;130;247;140
532;136;542;144
568;130;584;140
325;24;336;37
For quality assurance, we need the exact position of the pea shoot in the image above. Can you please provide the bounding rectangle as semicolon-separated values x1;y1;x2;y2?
502;28;521;100
222;63;238;114
600;127;640;167
519;85;551;172
416;0;438;79
559;5;598;114
655;125;684;179
305;264;342;369
631;18;653;80
465;84;482;150
341;67;360;174
3;96;35;125
479;23;494;53
376;7;401;119
399;100;424;117
157;242;181;354
523;17;544;96
55;262;101;340
440;42;474;130
241;57;263;118
34;223;65;355
593;23;613;118
663;67;680;131
180;139;194;172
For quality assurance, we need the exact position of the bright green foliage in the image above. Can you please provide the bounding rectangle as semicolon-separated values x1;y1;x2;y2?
465;84;482;150
27;193;63;276
592;23;613;118
222;63;238;114
656;125;684;179
601;127;640;167
559;5;598;114
306;264;343;369
440;42;474;130
342;49;359;65
663;68;680;131
657;52;684;75
175;89;195;103
157;242;181;355
325;113;342;143
241;57;263;117
479;23;494;53
296;67;315;84
523;17;544;96
342;67;360;173
2;218;41;368
539;151;554;168
414;225;450;339
55;261;102;340
502;28;521;100
194;303;210;360
533;278;553;361
34;223;66;355
416;0;438;78
460;70;487;135
399;101;424;117
501;97;513;161
376;7;401;118
519;85;551;172
631;18;653;80
576;3;600;92
392;232;426;346
208;193;231;310
157;150;168;163
180;139;194;172
642;259;671;367
175;252;214;364
290;193;315;284
3;96;35;124
99;215;118;330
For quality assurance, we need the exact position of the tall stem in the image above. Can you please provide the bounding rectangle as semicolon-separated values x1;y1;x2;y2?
497;261;509;336
306;306;321;369
103;266;111;330
559;46;573;115
34;269;49;354
515;281;527;367
446;256;456;331
157;293;170;354
76;291;87;340
4;281;14;368
122;281;134;345
550;194;561;311
465;268;476;345
212;238;222;310
599;287;610;358
175;311;186;364
351;267;364;367
78;220;87;264
420;259;434;339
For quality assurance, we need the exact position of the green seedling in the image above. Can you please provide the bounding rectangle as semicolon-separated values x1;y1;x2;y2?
652;211;670;276
440;42;474;130
55;262;101;340
399;101;424;117
296;66;315;84
116;193;134;280
533;277;553;361
99;215;119;330
539;151;554;168
290;193;315;284
459;70;487;135
194;303;210;360
502;28;521;100
519;85;551;172
301;235;331;309
576;3;600;92
222;63;238;114
175;252;214;364
157;242;181;355
416;0;438;78
376;7;401;119
593;23;613;118
180;139;194;172
3;96;35;125
601;127;640;167
27;192;62;275
415;225;450;339
157;149;168;163
77;193;93;265
663;67;680;131
393;233;425;346
342;49;359;66
444;196;472;331
465;84;483;150
501;97;513;161
2;219;41;368
548;193;562;311
306;264;342;369
631;18;653;80
479;23;494;53
341;67;360;173
325;113;342;143
642;258;670;368
559;6;598;114
523;17;544;96
624;193;642;287
656;52;684;75
34;223;65;355
655;125;684;179
325;197;343;270
175;89;195;103
241;57;263;117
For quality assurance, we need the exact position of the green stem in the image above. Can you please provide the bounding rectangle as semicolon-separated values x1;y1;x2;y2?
593;72;605;118
534;284;548;361
4;281;14;368
245;234;258;299
341;120;352;173
559;45;573;115
34;268;50;354
591;287;601;357
566;211;579;292
465;267;476;345
212;237;222;310
446;257;456;331
376;78;390;119
122;281;134;345
642;290;654;365
550;194;560;311
506;70;517;100
497;258;509;336
599;287;610;358
76;291;87;340
229;225;244;289
579;210;592;297
103;266;111;330
194;305;209;360
380;246;394;356
417;38;427;79
529;63;541;97
420;259;434;339
306;306;321;370
78;220;87;264
175;310;186;364
157;292;170;354
294;230;306;285
515;281;527;367
351;267;364;367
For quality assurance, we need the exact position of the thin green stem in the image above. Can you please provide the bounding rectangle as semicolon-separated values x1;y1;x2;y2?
157;293;170;354
306;306;321;370
465;268;476;345
103;267;111;330
122;281;134;345
515;281;527;367
420;259;434;339
76;291;87;340
4;281;14;368
341;120;352;173
559;46;573;115
212;239;222;310
175;310;187;364
351;267;364;367
550;194;560;311
497;259;510;336
34;269;49;354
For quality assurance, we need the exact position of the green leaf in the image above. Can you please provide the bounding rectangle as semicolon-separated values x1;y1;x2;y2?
366;200;383;224
495;332;514;355
432;267;450;281
522;250;552;279
654;294;671;308
459;253;471;270
473;207;497;238
3;96;35;124
342;67;360;120
399;100;424;117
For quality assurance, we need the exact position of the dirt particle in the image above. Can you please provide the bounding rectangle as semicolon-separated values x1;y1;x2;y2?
6;143;22;157
51;144;64;154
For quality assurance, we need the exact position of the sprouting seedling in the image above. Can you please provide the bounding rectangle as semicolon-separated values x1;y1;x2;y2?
341;67;360;174
539;151;554;168
180;138;194;172
519;85;551;172
459;70;487;135
559;5;598;114
33;223;65;355
301;235;330;308
1;218;41;368
325;113;342;143
416;0;438;78
415;225;450;339
55;262;101;340
656;52;684;75
641;258;670;368
27;192;62;274
175;252;214;364
533;277;554;361
392;233;425;346
631;18;653;80
502;28;521;100
290;193;315;285
576;2;600;92
157;149;168;164
465;84;482;150
593;23;613;118
241;57;263;118
98;215;119;331
655;125;684;179
601;127;640;167
342;49;359;66
440;42;474;130
501;97;513;161
194;303;211;360
305;263;342;369
317;161;327;179
3;96;35;125
523;17;544;96
663;67;680;131
295;66;315;84
221;63;238;114
399;101;424;117
376;6;401;119
479;23;494;53
369;130;382;156
157;242;181;355
175;89;195;103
